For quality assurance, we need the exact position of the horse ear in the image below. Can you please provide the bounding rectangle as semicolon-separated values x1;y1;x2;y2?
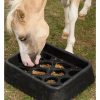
14;9;25;22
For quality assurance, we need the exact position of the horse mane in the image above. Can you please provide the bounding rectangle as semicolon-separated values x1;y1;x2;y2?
6;0;23;32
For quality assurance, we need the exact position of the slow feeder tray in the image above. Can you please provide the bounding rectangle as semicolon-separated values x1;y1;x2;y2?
5;43;94;100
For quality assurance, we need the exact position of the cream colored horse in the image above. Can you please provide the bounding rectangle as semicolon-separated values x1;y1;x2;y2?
6;0;92;67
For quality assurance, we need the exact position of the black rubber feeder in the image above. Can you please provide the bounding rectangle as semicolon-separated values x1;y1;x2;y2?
5;43;95;100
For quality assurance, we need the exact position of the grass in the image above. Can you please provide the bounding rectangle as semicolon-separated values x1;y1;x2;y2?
4;0;96;100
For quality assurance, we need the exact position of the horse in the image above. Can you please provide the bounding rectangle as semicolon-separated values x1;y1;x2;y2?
6;0;92;67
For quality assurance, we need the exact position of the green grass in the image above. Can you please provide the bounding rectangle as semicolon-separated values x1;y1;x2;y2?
4;0;96;100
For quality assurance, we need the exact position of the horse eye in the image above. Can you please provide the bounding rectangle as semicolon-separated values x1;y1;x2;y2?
18;35;27;41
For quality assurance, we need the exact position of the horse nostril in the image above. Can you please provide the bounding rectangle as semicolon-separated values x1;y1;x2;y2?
18;35;27;41
29;53;37;61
